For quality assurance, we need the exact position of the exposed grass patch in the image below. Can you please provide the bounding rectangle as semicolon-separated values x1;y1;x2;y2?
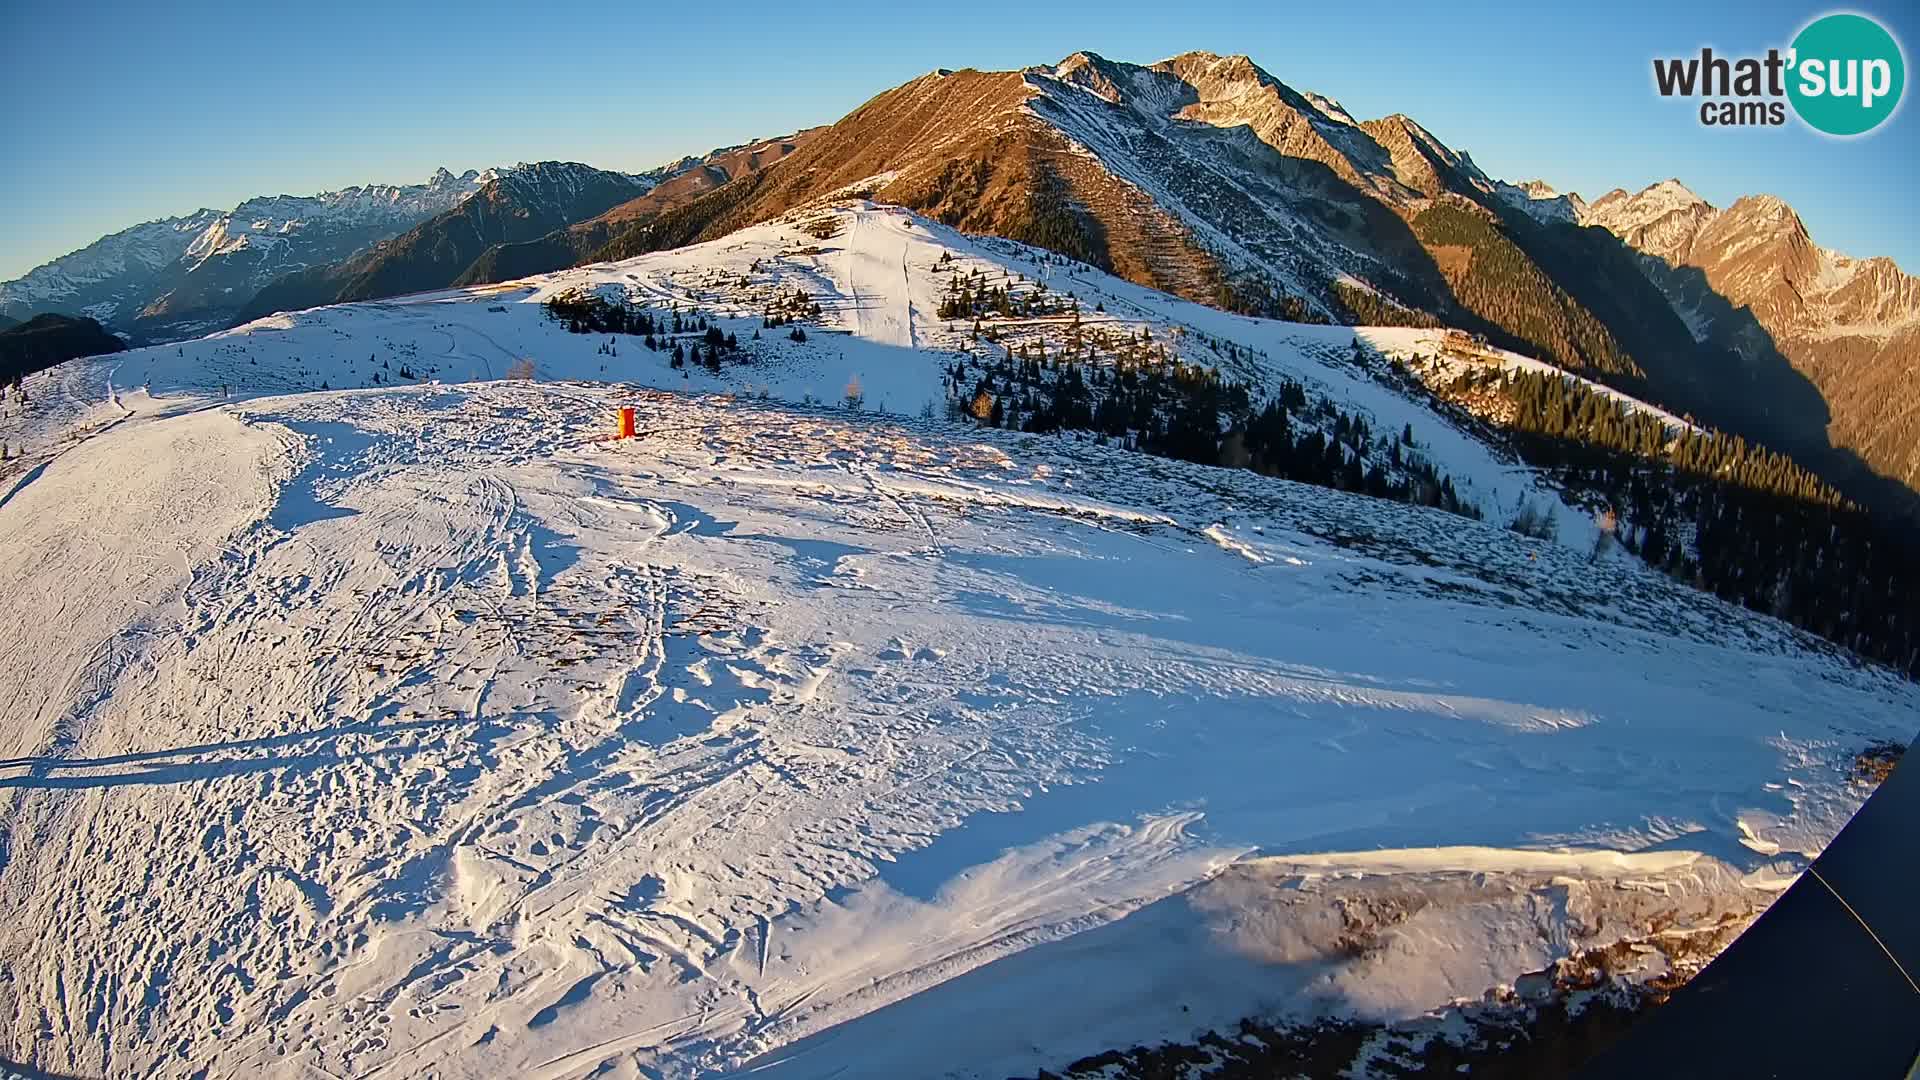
1853;739;1906;786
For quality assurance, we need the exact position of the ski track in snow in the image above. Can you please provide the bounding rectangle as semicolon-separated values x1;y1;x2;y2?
0;204;1915;1080
837;207;915;351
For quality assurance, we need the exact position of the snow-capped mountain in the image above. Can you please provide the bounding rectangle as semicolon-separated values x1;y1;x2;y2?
0;168;496;342
1582;181;1920;501
596;53;1730;402
577;52;1917;516
0;211;223;320
230;161;655;323
1583;179;1718;261
3;202;1913;1079
1491;178;1589;224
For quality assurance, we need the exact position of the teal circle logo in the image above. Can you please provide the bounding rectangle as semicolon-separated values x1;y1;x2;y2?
1788;13;1905;135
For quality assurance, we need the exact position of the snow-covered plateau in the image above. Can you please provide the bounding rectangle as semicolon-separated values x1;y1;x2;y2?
1;203;1914;1079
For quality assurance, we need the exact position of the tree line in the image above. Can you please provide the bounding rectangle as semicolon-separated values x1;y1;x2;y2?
544;290;743;372
1437;364;1919;677
945;334;1478;520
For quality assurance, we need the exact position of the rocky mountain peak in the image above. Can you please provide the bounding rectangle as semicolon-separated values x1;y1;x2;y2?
1157;50;1270;89
1050;51;1134;103
1721;193;1805;234
1581;179;1718;263
1644;177;1707;207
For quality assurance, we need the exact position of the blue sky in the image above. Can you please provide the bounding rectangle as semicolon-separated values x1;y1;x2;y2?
2;0;1914;280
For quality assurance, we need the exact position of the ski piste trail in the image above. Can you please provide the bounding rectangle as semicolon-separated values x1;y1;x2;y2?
839;206;916;350
2;203;1915;1080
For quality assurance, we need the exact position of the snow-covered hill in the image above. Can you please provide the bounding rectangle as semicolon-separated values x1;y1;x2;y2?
11;203;1670;549
3;202;1915;1079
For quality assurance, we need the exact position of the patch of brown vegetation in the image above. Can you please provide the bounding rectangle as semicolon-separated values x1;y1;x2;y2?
1426;243;1474;285
1034;926;1746;1080
1853;739;1906;787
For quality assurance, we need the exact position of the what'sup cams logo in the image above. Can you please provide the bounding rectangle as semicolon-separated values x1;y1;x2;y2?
1654;12;1906;135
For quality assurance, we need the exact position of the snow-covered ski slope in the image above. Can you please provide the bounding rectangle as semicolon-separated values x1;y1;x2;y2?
7;203;1669;549
3;203;1916;1079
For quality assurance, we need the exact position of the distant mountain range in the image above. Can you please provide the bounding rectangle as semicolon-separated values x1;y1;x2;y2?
230;161;653;323
229;138;815;325
0;141;808;346
453;132;818;287
0;169;494;342
4;52;1914;511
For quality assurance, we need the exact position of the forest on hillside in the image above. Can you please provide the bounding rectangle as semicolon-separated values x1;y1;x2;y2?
1430;363;1919;678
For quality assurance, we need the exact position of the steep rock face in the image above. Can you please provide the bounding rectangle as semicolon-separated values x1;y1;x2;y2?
1583;180;1716;263
1357;114;1485;201
1585;184;1920;499
1493;180;1588;224
1147;52;1405;197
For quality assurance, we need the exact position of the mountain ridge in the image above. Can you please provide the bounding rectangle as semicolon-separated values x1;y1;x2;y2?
231;161;653;322
1581;180;1920;502
0;168;496;342
574;50;1914;513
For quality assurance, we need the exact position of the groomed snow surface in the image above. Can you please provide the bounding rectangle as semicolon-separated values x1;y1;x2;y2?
2;204;1916;1079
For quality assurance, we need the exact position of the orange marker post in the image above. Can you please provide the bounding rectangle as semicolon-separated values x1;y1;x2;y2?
617;406;636;439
